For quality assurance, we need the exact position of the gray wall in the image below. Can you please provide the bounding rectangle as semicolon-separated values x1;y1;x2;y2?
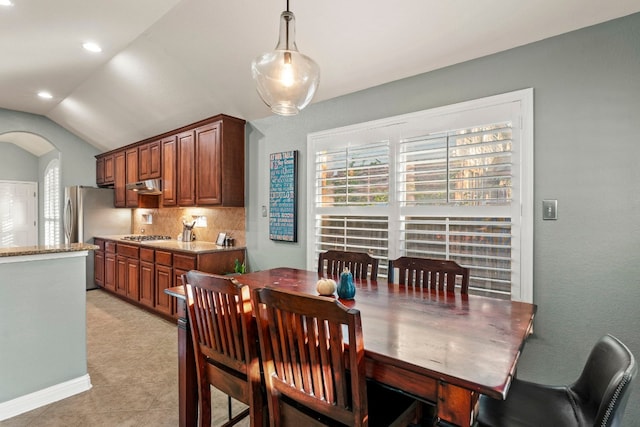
0;109;99;243
246;13;640;424
0;142;38;182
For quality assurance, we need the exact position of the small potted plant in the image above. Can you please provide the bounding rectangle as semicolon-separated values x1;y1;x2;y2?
233;258;246;274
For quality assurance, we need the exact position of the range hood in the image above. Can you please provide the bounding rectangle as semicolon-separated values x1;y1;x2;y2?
125;179;162;195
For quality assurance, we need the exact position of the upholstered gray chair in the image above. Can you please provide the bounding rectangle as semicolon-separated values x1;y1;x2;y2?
477;334;637;427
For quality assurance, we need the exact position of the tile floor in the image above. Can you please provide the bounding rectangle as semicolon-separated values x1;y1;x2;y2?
0;289;248;426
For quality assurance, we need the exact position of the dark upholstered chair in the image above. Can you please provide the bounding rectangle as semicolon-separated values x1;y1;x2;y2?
252;287;418;427
388;256;469;293
317;249;379;280
477;334;637;427
183;271;265;427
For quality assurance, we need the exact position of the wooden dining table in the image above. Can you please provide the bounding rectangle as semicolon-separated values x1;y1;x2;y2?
166;267;536;427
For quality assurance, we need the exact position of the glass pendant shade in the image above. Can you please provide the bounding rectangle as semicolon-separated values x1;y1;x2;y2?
252;10;320;116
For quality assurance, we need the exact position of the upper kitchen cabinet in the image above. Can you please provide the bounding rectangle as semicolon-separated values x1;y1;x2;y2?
96;153;115;187
114;151;126;207
125;148;139;207
138;139;161;180
197;116;245;206
96;114;245;208
177;130;196;206
161;136;177;207
176;115;245;207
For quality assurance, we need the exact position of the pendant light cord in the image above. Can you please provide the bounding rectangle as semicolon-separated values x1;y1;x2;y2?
285;0;290;49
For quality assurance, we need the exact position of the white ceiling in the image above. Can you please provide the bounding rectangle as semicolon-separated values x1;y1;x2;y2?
1;0;639;154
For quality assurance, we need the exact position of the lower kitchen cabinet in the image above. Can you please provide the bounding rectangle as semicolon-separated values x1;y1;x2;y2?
94;239;105;288
94;238;245;320
104;241;117;292
155;251;174;316
139;248;155;308
116;244;140;300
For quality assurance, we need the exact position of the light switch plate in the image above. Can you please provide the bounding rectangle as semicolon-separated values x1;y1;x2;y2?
543;200;558;220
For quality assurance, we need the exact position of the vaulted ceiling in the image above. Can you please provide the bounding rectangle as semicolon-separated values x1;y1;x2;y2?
1;0;639;153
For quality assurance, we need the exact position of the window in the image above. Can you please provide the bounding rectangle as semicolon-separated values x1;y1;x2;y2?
308;90;533;301
44;158;60;245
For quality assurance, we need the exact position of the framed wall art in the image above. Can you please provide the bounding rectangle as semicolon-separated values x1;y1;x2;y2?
269;150;298;242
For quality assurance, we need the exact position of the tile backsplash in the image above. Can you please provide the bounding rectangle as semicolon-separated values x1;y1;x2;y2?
132;207;246;246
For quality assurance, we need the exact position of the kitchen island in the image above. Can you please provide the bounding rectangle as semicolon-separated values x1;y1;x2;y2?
0;243;97;421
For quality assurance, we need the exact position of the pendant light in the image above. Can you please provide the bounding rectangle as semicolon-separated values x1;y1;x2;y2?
251;0;320;116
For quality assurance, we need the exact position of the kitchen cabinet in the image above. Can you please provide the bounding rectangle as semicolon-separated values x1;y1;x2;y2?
104;154;115;184
161;136;177;207
96;157;105;187
139;248;155;308
94;238;246;320
125;148;139;207
114;151;126;207
104;241;117;292
138;140;161;180
96;153;115;187
180;117;245;207
95;114;245;207
116;244;140;300
155;251;174;316
194;123;221;205
94;239;105;287
211;116;245;207
177;130;196;206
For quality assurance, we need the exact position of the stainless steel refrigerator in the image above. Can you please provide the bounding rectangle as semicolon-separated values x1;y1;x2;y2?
64;186;131;290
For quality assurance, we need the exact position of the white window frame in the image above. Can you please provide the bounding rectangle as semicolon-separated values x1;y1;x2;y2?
307;89;533;302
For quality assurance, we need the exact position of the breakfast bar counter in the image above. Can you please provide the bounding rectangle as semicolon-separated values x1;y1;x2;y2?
0;242;97;259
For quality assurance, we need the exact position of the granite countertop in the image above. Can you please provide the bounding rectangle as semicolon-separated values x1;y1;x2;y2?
0;243;99;257
94;235;245;255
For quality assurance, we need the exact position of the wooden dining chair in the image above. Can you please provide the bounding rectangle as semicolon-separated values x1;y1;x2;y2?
182;270;265;427
252;287;418;427
388;256;469;293
317;249;379;280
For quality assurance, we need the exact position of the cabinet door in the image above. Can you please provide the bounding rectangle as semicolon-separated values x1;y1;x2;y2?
116;255;128;295
173;268;190;319
139;140;161;180
104;154;115;185
96;158;105;186
177;130;196;206
94;250;105;287
105;253;116;291
162;136;177;207
139;260;155;308
195;122;222;205
125;148;139;207
126;258;140;301
114;151;126;207
155;264;173;315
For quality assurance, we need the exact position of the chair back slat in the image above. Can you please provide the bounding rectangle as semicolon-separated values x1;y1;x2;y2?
318;250;379;280
253;287;368;426
389;256;469;293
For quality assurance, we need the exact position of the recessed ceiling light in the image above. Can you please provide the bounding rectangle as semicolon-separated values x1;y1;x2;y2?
82;42;102;53
38;91;53;99
0;0;14;6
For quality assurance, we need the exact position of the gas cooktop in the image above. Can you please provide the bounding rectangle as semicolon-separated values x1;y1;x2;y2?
121;235;172;242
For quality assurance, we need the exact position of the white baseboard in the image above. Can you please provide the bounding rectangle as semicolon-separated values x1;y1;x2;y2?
0;374;92;421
